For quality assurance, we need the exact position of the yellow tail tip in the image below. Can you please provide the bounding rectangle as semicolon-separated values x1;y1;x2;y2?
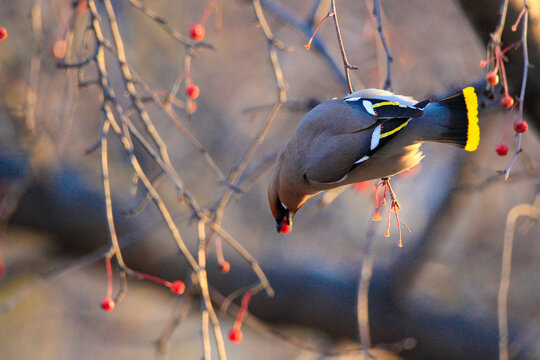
463;87;480;151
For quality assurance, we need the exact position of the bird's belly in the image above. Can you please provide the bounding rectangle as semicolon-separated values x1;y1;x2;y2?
344;144;423;184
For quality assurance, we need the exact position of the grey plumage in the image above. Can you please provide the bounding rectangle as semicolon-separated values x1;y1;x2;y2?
268;87;479;233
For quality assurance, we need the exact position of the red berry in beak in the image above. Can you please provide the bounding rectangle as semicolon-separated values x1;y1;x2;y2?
278;219;291;234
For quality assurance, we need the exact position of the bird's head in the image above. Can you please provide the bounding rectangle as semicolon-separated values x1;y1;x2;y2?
274;198;294;234
268;181;295;233
268;159;296;234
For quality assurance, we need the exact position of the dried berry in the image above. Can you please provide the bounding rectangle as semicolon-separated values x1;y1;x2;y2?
219;261;231;274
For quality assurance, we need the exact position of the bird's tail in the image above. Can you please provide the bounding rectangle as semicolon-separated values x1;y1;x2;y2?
421;87;480;151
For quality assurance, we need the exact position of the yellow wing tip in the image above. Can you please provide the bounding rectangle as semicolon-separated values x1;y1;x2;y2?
463;87;480;152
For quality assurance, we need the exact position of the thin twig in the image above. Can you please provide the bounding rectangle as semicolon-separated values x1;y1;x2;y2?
156;295;193;360
208;0;287;279
201;309;212;360
491;0;510;44
24;0;43;134
498;194;539;360
500;1;529;180
330;0;358;94
260;0;357;89
372;0;393;91
126;0;212;49
89;0;201;272
357;221;377;360
197;220;227;360
104;0;174;168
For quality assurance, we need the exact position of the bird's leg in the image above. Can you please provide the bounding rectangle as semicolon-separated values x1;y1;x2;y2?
380;177;403;247
382;177;401;211
372;181;384;221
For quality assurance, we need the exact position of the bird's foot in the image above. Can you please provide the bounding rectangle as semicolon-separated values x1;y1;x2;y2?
372;177;403;247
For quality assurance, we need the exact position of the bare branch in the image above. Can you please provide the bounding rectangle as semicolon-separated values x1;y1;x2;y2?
357;222;377;360
126;0;212;49
498;194;539;360
330;0;358;94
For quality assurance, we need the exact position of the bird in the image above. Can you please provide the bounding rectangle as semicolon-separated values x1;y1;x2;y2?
268;87;479;234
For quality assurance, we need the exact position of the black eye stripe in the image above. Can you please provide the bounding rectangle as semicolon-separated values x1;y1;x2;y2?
276;197;288;216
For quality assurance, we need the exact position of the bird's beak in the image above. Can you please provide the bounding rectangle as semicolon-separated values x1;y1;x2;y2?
276;213;293;234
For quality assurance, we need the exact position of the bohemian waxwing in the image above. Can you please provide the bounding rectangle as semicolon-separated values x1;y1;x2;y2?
268;87;479;233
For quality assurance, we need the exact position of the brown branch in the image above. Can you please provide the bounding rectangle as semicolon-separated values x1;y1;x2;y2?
197;220;227;360
498;194;539;360
156;295;193;360
24;0;43;135
104;0;174;169
330;0;358;94
126;0;212;50
357;221;377;360
207;0;287;278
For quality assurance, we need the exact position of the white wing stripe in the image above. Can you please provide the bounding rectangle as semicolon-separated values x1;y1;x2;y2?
370;125;381;150
362;100;376;115
354;155;370;164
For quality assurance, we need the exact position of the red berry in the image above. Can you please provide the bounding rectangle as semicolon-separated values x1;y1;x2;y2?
186;85;200;99
228;328;243;343
189;24;205;41
170;280;186;295
513;120;528;133
219;261;231;274
486;72;499;86
501;95;514;108
495;143;509;156
278;219;291;234
0;28;7;41
101;297;115;311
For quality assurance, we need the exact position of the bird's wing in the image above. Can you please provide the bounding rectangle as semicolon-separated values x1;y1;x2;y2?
303;130;370;184
301;97;429;184
304;116;417;184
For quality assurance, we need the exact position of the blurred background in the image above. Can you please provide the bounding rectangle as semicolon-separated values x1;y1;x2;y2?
0;0;539;359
